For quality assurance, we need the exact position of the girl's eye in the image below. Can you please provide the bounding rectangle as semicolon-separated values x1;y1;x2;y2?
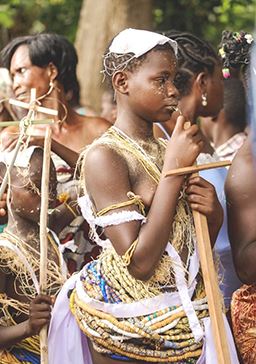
18;67;27;74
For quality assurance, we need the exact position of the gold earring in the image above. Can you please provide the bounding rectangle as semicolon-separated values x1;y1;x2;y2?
201;93;207;107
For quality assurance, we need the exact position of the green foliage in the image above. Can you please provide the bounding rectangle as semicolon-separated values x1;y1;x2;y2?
0;0;83;48
153;0;256;46
0;0;254;49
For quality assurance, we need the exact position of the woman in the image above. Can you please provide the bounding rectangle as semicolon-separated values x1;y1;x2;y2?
0;33;111;272
48;28;238;364
161;31;242;313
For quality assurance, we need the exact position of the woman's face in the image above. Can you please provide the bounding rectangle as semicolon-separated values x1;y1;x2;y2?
10;45;51;101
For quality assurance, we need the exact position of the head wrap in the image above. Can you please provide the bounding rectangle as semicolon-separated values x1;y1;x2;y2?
109;28;177;57
103;28;177;76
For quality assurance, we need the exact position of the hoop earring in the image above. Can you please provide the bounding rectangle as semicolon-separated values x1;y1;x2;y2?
201;93;207;107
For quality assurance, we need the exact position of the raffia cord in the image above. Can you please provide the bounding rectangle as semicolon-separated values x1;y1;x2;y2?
72;127;208;361
0;231;65;299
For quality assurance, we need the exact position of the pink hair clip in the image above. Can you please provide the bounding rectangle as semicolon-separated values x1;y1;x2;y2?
222;67;230;79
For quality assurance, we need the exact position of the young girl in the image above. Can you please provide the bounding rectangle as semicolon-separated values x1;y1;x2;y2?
49;28;239;364
0;147;66;363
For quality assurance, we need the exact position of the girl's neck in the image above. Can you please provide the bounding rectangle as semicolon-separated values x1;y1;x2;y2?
114;108;154;141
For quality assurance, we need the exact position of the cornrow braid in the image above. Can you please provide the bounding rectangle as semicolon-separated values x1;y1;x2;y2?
220;30;253;69
165;31;219;96
219;30;253;83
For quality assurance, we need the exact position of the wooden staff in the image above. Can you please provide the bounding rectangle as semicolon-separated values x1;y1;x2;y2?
0;88;55;200
164;160;231;177
165;161;232;364
39;126;52;364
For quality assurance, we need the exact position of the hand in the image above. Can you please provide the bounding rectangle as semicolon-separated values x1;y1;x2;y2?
186;175;223;229
164;115;204;171
26;294;53;336
2;134;44;152
0;193;7;217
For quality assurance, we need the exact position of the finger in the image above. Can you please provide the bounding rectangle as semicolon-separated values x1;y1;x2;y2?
186;124;200;136
187;194;208;205
32;294;53;305
30;302;52;312
0;208;6;217
173;115;187;132
32;309;52;318
187;176;214;189
189;203;210;215
186;185;208;198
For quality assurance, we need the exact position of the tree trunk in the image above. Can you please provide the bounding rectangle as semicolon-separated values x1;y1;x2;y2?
75;0;153;114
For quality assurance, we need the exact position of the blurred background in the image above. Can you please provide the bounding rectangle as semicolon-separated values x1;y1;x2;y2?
0;0;255;112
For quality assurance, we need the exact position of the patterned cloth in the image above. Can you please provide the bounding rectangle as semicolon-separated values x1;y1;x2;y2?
52;153;101;273
214;132;246;161
232;284;256;363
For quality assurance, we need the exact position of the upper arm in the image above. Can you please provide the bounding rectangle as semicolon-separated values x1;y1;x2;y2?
225;144;256;277
84;145;141;255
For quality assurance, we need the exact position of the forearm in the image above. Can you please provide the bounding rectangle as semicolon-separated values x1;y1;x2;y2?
51;140;78;168
0;320;31;350
48;201;80;234
130;174;185;280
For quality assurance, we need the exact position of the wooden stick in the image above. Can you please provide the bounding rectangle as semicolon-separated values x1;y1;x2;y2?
39;126;52;364
0;119;54;127
164;160;231;177
192;171;231;364
9;98;58;116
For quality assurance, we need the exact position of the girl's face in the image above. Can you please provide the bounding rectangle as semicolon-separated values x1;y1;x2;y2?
126;49;179;123
11;156;57;223
10;45;51;101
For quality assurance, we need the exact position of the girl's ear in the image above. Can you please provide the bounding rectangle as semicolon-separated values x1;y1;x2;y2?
47;62;58;82
112;71;128;94
195;71;208;94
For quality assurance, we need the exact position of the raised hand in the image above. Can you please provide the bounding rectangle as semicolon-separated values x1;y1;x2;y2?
164;115;204;171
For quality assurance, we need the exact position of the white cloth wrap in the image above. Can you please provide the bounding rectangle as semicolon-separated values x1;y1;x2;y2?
48;272;239;364
78;195;146;248
0;145;38;167
109;28;178;57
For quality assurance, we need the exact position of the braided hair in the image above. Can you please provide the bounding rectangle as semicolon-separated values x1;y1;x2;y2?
219;30;253;82
103;43;176;85
165;31;219;96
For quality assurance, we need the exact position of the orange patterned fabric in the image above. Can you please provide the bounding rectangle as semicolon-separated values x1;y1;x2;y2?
231;284;256;364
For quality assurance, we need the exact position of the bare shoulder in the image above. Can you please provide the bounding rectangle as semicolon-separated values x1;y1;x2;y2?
84;143;131;210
